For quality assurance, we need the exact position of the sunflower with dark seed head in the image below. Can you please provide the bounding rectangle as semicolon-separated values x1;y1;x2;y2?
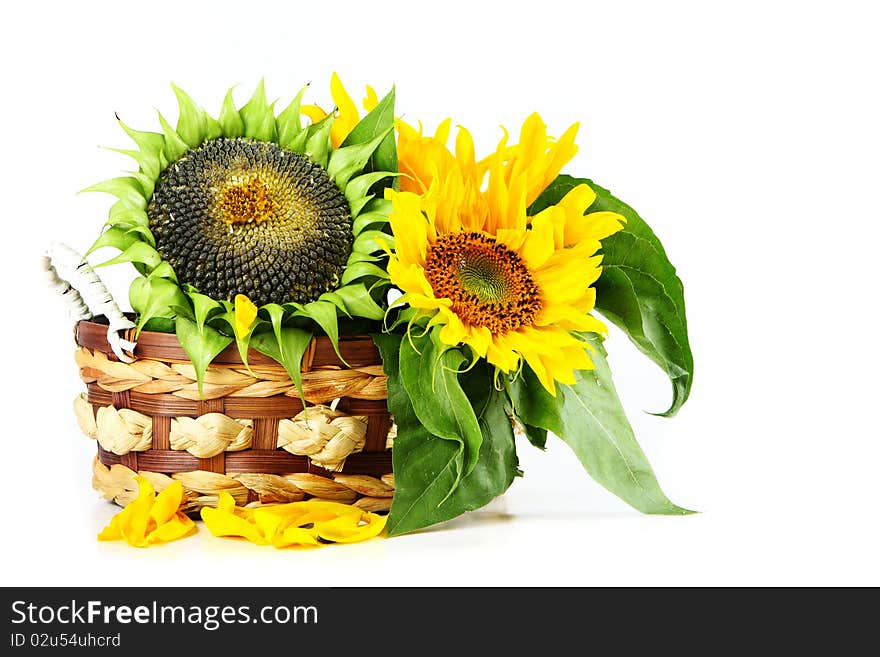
384;115;626;394
85;78;396;390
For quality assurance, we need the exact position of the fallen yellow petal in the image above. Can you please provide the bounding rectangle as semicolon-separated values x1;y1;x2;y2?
200;497;385;548
201;506;267;545
98;477;196;548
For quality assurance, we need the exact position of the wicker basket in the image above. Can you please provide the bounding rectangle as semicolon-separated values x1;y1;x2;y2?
73;319;395;513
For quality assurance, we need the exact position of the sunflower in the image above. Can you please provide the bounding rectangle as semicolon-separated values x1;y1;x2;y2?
384;114;626;394
84;80;396;388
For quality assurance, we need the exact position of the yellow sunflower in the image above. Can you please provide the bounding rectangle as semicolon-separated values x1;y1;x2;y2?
385;114;626;394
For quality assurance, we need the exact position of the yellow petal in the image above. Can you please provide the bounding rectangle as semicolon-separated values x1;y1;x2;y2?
438;308;467;346
519;210;556;269
315;512;387;543
201;506;267;545
463;325;492;358
387;259;435;298
387;191;430;267
329;72;360;148
434;118;452;144
363;85;379;111
272;526;321;548
234;294;258;339
147;513;196;545
150;480;184;526
301;104;328;124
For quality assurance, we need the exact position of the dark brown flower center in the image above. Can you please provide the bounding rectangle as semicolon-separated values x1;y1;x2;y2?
424;231;541;334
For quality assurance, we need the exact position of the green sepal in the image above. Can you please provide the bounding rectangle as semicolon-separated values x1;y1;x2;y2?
530;175;693;416
319;283;384;321
341;262;389;285
510;333;693;515
186;288;225;333
129;275;188;336
116;120;165;179
342;87;397;179
353;229;393;255
239;79;276;142
128;171;155;200
291;300;344;364
94;241;162;271
219;87;244;137
304;117;333;169
85;226;140;257
346;175;395;204
175;316;233;397
170;82;209;147
352;211;389;236
156;111;189;162
276;85;309;151
81;177;147;210
374;334;518;536
250;324;312;403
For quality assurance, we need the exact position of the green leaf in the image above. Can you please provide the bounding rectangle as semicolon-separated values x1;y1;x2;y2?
521;423;548;450
374;334;518;536
219;87;244;137
530;175;693;417
510;333;692;515
327;127;394;189
175;316;233;397
342;87;397;178
240;79;276;142
171;83;209;147
399;328;483;478
250;325;312;401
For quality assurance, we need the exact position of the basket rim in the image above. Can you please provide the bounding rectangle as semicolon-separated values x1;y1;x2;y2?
75;318;382;368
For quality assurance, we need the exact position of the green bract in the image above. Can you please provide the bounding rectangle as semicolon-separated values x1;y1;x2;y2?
85;81;397;391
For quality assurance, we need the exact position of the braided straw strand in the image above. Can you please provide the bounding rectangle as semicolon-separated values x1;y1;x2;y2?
91;458;393;512
278;405;366;471
170;414;253;458
75;397;374;470
76;347;387;403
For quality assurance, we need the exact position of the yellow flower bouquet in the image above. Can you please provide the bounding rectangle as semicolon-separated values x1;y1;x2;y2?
48;74;693;541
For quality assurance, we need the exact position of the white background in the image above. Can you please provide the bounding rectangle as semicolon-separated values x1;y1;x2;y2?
1;0;877;586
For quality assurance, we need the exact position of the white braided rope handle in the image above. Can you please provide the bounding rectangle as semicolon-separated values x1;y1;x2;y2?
43;242;136;363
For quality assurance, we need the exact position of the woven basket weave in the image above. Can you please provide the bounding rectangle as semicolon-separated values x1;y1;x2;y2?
73;319;395;512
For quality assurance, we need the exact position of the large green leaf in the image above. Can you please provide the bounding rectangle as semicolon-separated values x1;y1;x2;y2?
373;334;518;536
510;333;692;515
342;87;397;178
398;328;483;478
530;175;693;416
